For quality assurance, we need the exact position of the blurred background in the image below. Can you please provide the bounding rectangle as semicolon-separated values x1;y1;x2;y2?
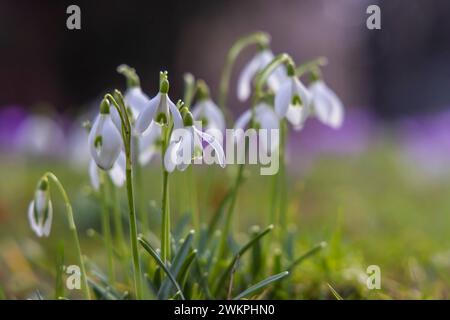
2;0;450;299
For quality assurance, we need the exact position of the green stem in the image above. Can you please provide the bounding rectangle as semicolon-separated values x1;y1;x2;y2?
218;31;270;111
44;172;91;300
295;57;328;78
216;163;245;260
100;171;114;283
160;125;171;263
134;137;148;231
278;121;288;233
186;165;199;230
254;53;293;98
125;160;143;299
108;176;126;252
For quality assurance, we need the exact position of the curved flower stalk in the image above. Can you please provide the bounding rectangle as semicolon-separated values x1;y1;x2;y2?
164;108;226;173
88;103;123;170
135;71;183;134
28;178;53;237
309;80;344;129
234;102;280;154
192;80;226;134
238;49;288;102
274;66;312;131
28;174;91;299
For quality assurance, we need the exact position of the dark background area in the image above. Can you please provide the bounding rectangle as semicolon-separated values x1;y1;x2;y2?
1;0;450;119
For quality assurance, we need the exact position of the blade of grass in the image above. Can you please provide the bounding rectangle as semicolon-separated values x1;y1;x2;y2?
213;224;274;296
287;241;327;271
178;250;197;289
233;271;289;300
158;230;195;298
138;235;185;300
327;283;344;300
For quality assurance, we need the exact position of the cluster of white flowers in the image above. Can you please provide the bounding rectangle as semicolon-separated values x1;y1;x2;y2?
28;34;344;238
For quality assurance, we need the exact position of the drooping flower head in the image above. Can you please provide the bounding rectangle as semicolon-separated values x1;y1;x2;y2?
309;79;344;129
164;106;225;172
275;63;311;130
135;71;183;135
89;152;126;191
238;48;288;102
235;102;280;154
192;80;226;134
28;177;53;237
88;99;123;170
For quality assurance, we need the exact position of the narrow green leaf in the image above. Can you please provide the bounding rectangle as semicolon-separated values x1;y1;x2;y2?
214;224;274;296
233;271;289;300
158;230;195;298
178;250;197;289
287;241;327;271
88;278;118;300
138;235;185;300
327;283;344;300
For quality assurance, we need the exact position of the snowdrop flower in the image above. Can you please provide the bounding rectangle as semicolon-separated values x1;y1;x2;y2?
309;80;344;129
192;80;226;134
164;109;225;172
89;152;126;191
28;178;52;237
137;122;162;166
238;49;288;101
275;68;311;130
88;99;123;170
234;103;280;154
135;71;183;134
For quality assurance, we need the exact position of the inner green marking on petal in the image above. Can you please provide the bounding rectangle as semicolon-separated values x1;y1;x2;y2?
94;136;103;148
156;112;168;126
292;94;303;106
193;145;203;159
200;116;209;127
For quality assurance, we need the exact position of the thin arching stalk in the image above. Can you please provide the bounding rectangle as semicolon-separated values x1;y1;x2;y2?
44;172;91;300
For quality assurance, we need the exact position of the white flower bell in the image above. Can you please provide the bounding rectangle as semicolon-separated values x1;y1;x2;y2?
28;178;53;237
88;99;123;170
191;80;226;134
234;102;280;154
135;72;183;134
89;151;126;191
238;49;288;102
309;80;344;129
274;66;311;130
164;110;225;172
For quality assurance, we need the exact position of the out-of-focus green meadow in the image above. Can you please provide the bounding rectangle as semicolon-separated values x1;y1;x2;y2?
1;137;450;300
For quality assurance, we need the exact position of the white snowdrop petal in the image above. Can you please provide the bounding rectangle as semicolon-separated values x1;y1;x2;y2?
109;158;126;188
125;87;150;118
96;118;122;170
41;201;53;237
164;140;182;173
286;105;309;130
195;127;226;168
234;109;252;130
237;51;268;101
311;81;344;129
255;104;280;153
28;201;42;237
139;123;161;165
293;78;312;108
168;97;183;130
89;159;100;191
203;100;226;132
274;80;292;118
135;93;160;134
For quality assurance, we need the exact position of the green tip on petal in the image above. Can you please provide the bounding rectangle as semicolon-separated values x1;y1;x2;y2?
37;177;49;191
99;99;110;114
160;79;169;94
287;62;296;77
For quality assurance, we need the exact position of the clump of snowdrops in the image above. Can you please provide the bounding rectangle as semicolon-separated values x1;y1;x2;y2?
28;31;343;300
